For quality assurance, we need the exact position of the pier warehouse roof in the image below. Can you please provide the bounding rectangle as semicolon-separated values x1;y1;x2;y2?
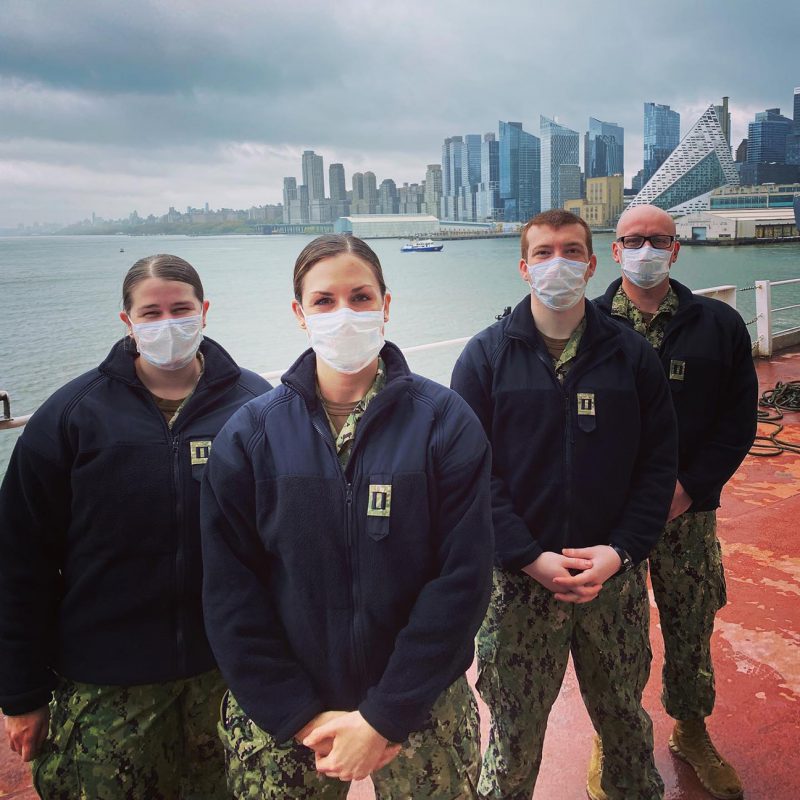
334;214;440;239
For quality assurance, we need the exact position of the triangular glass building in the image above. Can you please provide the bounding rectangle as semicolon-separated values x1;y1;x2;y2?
630;105;739;212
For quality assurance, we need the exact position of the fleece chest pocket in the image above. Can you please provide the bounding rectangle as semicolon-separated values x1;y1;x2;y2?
189;438;213;480
365;473;392;541
575;391;597;433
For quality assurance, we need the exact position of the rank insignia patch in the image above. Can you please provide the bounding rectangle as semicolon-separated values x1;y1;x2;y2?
190;440;212;465
669;359;686;381
577;392;596;416
367;484;392;517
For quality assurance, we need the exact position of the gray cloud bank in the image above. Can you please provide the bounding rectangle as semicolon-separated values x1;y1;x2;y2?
1;0;798;225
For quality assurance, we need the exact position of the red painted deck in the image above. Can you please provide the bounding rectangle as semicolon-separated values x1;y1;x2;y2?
2;350;799;800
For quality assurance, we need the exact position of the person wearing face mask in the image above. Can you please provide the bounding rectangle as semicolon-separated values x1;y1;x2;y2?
451;210;678;800
594;205;757;800
200;234;493;798
0;254;270;799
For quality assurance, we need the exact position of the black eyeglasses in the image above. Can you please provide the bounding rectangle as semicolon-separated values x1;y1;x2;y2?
616;235;675;250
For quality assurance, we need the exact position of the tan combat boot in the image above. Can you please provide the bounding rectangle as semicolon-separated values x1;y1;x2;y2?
586;735;608;800
669;719;743;799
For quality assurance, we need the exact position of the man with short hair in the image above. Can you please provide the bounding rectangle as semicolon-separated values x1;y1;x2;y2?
452;209;677;800
594;204;757;800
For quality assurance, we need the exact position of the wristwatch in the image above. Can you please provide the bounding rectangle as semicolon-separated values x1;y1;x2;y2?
609;544;634;574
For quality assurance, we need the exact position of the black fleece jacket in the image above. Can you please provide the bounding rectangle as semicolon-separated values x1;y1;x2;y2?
451;297;677;571
594;278;758;511
0;338;269;715
200;343;493;744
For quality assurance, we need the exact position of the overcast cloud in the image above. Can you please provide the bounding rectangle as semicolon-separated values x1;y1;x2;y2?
1;0;798;226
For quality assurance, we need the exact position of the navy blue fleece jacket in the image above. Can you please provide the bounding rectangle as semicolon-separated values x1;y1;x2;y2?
200;342;493;744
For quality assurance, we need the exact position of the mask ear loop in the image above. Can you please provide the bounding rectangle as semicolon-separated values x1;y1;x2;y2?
123;313;137;352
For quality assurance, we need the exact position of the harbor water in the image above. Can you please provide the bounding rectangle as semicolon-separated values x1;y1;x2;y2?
1;233;799;476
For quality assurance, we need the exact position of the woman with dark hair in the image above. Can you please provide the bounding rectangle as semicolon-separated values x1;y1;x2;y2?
201;234;494;798
0;254;271;799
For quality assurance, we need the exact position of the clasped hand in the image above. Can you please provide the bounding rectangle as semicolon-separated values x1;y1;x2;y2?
4;706;50;762
298;710;401;781
523;546;622;604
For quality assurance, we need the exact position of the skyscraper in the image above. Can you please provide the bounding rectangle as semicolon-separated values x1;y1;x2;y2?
747;108;793;163
329;163;349;219
329;163;346;200
378;179;398;215
714;97;731;146
424;164;443;217
788;88;800;165
477;133;501;221
301;150;325;201
440;136;463;219
363;172;378;214
282;177;297;223
398;183;424;214
794;86;800;127
458;134;482;221
631;104;738;212
643;103;680;183
499;122;541;222
540;116;579;211
351;172;366;214
585;118;624;179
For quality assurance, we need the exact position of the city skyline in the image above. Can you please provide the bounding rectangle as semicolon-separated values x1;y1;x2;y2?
1;0;799;227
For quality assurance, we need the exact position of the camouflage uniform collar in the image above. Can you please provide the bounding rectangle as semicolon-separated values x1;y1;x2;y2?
322;358;386;466
611;284;679;321
282;341;411;415
550;318;586;381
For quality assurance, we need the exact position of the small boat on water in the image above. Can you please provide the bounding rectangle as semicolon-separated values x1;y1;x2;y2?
401;238;444;253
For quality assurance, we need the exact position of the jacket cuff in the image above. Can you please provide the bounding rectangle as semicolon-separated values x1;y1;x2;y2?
271;699;326;746
359;698;415;744
499;541;544;572
1;689;53;717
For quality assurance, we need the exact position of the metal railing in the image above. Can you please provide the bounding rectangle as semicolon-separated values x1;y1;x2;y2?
3;280;799;433
753;278;800;357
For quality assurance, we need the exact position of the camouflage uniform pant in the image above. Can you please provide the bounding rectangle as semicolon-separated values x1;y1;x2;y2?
219;675;480;799
649;510;727;721
476;565;663;800
32;668;228;800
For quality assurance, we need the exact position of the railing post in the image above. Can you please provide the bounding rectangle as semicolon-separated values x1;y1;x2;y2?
0;390;10;421
754;280;772;357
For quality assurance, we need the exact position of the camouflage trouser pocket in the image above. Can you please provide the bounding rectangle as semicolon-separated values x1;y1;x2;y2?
219;690;271;796
32;681;87;800
373;677;480;800
474;568;521;706
218;691;328;799
708;534;728;611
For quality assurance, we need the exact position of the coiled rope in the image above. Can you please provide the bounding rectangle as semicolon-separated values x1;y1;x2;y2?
751;380;800;456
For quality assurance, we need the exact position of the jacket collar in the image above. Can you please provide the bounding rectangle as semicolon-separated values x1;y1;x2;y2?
98;336;242;391
281;341;414;414
504;293;620;355
596;277;701;321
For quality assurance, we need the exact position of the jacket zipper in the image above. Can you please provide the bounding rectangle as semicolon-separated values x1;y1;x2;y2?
171;434;186;673
139;388;189;675
311;417;367;695
535;350;574;552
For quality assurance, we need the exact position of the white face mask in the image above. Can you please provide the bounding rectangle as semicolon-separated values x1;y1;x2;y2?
527;257;589;311
304;306;385;374
130;314;204;370
619;245;673;289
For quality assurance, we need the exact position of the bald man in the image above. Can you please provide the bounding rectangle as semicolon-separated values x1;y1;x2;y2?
593;205;757;800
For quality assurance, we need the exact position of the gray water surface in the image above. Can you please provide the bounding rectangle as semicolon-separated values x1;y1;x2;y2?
1;233;799;475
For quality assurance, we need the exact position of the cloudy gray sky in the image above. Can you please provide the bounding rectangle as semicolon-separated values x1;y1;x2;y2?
2;0;798;226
